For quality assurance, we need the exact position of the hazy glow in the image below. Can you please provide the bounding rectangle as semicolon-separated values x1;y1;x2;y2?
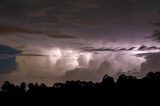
49;48;62;64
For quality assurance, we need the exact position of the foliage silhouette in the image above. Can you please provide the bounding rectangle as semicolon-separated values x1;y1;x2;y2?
1;72;160;105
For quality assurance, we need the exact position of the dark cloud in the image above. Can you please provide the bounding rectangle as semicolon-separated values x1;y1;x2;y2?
0;0;159;43
0;45;21;73
127;47;136;50
0;26;76;39
81;45;160;53
138;45;147;50
81;47;116;52
47;34;76;39
136;53;153;57
0;45;21;55
81;46;138;52
0;54;12;59
19;54;47;57
69;42;84;46
0;26;41;34
151;22;160;27
140;52;160;74
149;31;160;42
138;45;160;50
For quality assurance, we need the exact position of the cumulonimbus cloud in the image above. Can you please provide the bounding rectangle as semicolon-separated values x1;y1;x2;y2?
0;47;147;85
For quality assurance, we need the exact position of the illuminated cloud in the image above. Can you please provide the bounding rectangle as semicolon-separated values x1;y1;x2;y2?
0;47;148;85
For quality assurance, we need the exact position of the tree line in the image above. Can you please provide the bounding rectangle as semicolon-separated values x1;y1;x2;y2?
1;72;160;105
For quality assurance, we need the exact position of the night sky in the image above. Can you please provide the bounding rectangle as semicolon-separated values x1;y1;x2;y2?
1;0;160;85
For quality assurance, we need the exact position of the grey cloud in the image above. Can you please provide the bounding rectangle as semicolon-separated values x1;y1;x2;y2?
0;0;159;43
47;34;76;39
81;46;137;52
0;45;21;73
19;54;47;57
0;26;42;34
0;45;21;55
140;52;160;76
0;26;76;39
138;45;160;50
60;60;114;82
81;45;160;53
136;53;153;57
60;69;103;82
81;47;116;52
127;47;136;50
151;22;160;27
149;31;160;42
1;0;159;25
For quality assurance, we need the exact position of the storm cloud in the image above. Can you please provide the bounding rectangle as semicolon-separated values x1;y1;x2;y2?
1;0;160;85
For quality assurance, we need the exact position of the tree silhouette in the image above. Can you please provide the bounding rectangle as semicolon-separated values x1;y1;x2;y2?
19;82;26;93
1;72;160;105
1;81;15;92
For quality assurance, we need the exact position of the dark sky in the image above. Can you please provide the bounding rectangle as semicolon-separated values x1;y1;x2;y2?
1;0;160;85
